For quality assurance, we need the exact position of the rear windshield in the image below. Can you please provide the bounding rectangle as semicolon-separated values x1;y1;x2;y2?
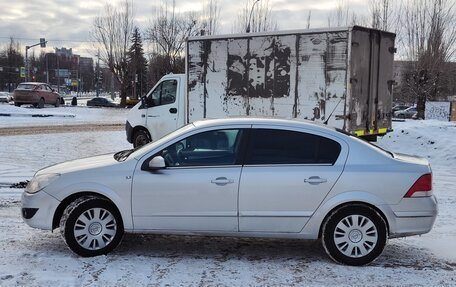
17;84;36;90
335;128;394;158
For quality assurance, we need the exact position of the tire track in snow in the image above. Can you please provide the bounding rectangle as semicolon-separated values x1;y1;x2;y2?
0;123;124;136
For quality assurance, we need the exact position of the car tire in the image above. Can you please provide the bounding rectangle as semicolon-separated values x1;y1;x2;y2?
59;196;124;257
321;204;387;266
55;97;61;107
14;102;21;107
38;98;45;109
133;129;151;148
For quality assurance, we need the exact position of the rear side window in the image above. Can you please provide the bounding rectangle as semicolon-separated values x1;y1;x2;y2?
245;129;341;165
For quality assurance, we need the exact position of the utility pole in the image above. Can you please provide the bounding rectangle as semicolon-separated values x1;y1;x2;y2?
96;49;100;97
25;38;47;81
246;0;260;33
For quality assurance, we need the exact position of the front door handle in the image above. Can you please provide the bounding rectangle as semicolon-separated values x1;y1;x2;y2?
304;176;327;185
211;177;234;186
169;108;177;114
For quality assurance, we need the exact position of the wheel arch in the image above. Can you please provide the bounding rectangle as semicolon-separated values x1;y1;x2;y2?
317;201;390;239
133;126;151;139
52;191;122;230
301;191;394;239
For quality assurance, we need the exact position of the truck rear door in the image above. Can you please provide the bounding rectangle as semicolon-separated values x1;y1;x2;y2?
348;27;395;138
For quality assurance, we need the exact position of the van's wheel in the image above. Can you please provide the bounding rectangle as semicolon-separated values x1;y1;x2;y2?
55;97;61;107
321;204;387;266
133;129;151;148
59;196;124;257
38;98;45;108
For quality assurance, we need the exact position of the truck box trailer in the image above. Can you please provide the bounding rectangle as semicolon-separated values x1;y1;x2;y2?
126;26;396;147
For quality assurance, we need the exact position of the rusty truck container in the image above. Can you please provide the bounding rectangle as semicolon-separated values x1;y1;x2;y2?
186;26;396;139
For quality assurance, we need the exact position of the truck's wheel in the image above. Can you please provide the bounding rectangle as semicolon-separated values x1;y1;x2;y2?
321;204;387;266
133;129;151;148
60;196;124;257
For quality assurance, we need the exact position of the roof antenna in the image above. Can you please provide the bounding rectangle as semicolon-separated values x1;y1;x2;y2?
324;97;343;125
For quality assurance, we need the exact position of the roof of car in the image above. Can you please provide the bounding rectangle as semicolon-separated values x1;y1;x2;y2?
192;117;340;135
19;82;48;85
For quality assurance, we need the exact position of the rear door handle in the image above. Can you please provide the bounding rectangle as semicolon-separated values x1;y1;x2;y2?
211;177;234;186
304;176;327;185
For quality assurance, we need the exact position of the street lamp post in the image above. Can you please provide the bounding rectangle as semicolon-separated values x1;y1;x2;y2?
25;38;47;82
246;0;260;33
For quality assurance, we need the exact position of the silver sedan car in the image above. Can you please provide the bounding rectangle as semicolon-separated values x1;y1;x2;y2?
21;118;437;265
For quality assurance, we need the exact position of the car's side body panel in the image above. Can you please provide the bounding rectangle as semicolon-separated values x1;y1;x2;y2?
21;118;437;260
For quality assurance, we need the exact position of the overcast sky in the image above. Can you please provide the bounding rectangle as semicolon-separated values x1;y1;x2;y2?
0;0;370;58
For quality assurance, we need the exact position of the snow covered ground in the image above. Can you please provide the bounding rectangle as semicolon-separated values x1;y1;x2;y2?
0;109;455;286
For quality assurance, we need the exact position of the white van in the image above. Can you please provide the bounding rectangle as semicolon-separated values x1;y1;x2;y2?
126;26;396;147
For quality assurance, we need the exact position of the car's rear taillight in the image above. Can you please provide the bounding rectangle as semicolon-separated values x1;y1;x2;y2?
404;173;433;198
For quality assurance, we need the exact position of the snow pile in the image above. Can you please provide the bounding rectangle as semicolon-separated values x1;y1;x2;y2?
0;105;129;128
0;104;75;118
377;119;456;165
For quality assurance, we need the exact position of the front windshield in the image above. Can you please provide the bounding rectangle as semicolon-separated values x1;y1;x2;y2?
113;123;196;162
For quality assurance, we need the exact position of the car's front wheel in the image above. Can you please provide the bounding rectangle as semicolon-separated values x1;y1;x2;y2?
322;204;387;266
60;196;124;257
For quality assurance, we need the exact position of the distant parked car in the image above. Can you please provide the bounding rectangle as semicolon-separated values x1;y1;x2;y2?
0;92;12;103
394;107;417;119
87;97;119;108
22;118;437;265
13;82;62;108
392;104;410;113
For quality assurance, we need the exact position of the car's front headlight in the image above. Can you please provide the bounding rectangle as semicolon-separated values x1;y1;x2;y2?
25;173;60;194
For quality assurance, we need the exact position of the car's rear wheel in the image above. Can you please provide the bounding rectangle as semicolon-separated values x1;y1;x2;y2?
60;196;124;257
38;98;45;108
322;204;387;266
133;129;151;148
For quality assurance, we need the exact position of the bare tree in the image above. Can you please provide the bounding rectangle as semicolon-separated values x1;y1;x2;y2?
145;0;200;84
91;1;134;107
327;0;349;27
369;0;399;31
232;0;278;33
201;0;220;35
400;0;456;118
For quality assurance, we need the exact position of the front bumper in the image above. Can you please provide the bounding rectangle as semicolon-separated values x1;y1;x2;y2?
21;190;61;230
126;120;133;143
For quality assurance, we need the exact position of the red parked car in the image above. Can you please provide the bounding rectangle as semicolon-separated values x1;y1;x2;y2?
13;82;62;108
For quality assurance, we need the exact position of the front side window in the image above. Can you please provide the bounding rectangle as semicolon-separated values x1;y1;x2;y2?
245;129;341;165
148;80;177;107
158;129;243;167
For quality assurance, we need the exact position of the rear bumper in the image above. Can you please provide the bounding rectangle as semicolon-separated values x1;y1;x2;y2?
388;195;438;238
14;94;39;104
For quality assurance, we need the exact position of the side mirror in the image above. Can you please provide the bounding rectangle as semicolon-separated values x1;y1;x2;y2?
139;96;146;109
147;156;166;170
